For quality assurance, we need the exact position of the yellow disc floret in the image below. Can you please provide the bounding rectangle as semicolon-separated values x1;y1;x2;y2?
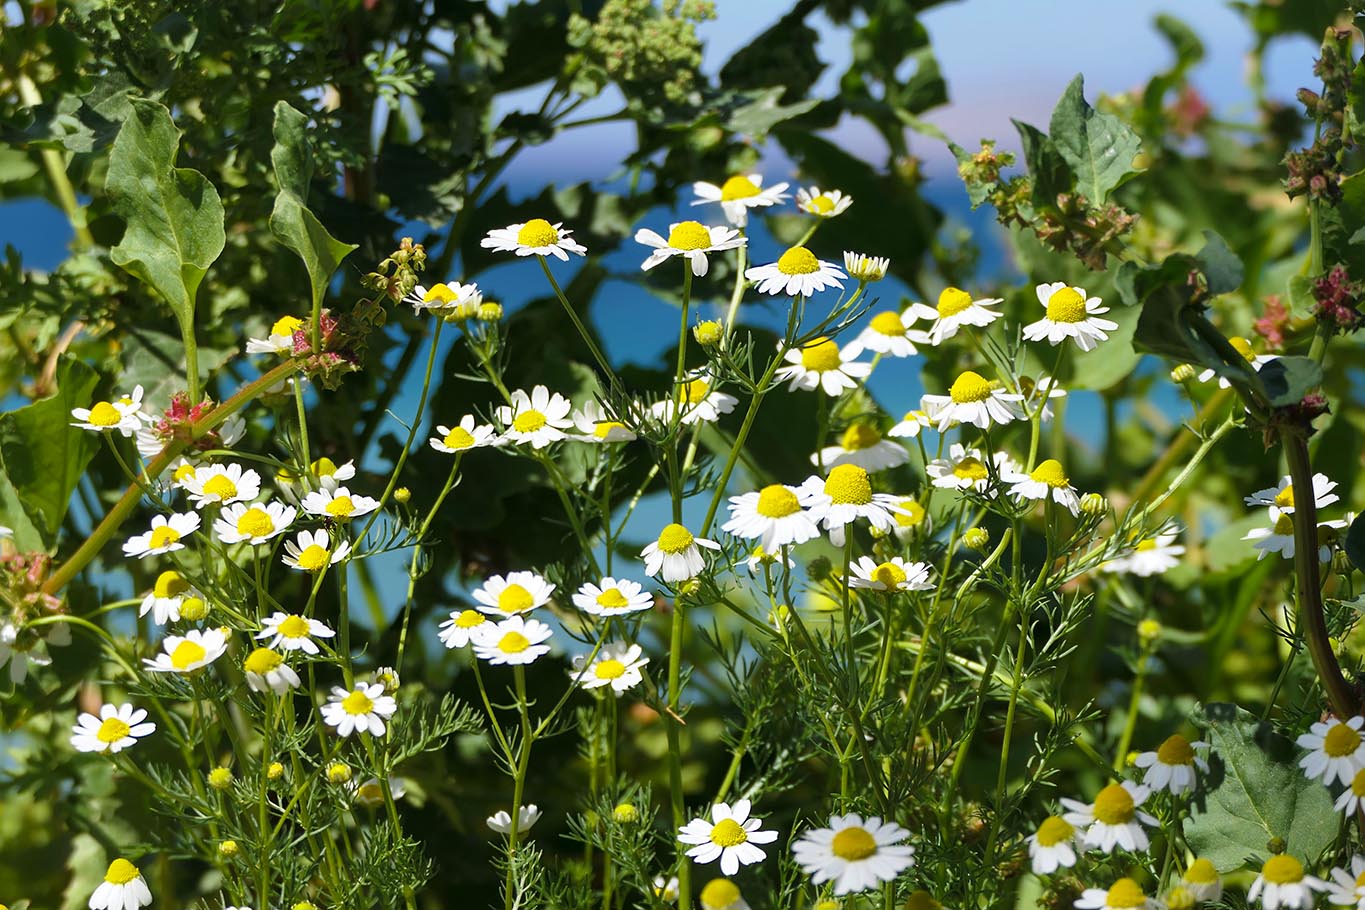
96;716;132;744
596;588;629;609
1324;721;1361;757
272;315;304;337
936;287;974;317
700;878;741;909
1261;854;1305;885
799;338;842;372
1274;484;1295;508
869;311;907;336
325;496;356;518
777;246;820;276
719;175;760;201
1156;733;1195;765
830;825;878;860
870;562;907;588
278;615;312;639
755;485;801;518
667;221;712;250
516;218;559;248
513;410;547;433
297;544;331;571
236;508;275;539
953;457;989;481
202;474;238;500
657;523;695;554
455;609;486;628
498;631;531;654
1091;783;1136;824
949;371;993;404
708;818;748;847
1045;287;1088;323
104;859;140;885
1028;459;1070;488
840;424;882;451
170;639;207;670
244;647;284;675
443;426;475;449
497;584;535;613
87;401;123;427
594;659;627;680
341;690;374;715
824;464;872;505
1184;858;1218;885
1104;878;1147;909
149;526;182;550
153;570;189;599
1035;815;1074;847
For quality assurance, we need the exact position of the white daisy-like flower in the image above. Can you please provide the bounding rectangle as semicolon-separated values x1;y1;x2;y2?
1181;858;1223;903
0;622;55;684
791;813;914;896
651;372;739;425
1074;877;1157;910
256;611;335;655
402;281;482;315
745;246;846;297
635;220;745;277
843;251;890;283
774;337;871;396
925;444;1015;494
797;464;907;547
844;309;929;358
496;385;574;448
1021;374;1068;421
281;529;351;572
245;314;305;354
848;556;933;593
473;571;556;616
122;512;201;559
321;682;397;737
653;875;680;904
572;577;655;617
1103;531;1185;577
571;642;649;694
471;614;554;666
70;386;147;436
134;411;246;460
1197;336;1278;388
1326;855;1365;909
921;370;1024;431
1023;283;1119;352
814;424;909;473
181;463;262;508
742;544;797;576
1002;459;1082;515
887;409;932;439
213;501;296;546
1133;734;1210;795
487;804;541;834
691;174;789;227
480;218;587;260
430;414;500;453
437;608;490;649
641;523;721;582
698;878;750;910
1338;768;1365;817
1026;815;1080;875
572;400;637;443
89;858;152;910
796;185;852;218
138;570;205;624
143;628;228;674
165;456;201;491
678;799;779;876
721;484;821;551
1244;506;1348;562
906;287;1003;344
890;497;931;541
354;776;407;809
1245;473;1339;513
300;486;380;522
1059;781;1158;853
1298;715;1365;786
308;456;357;493
242;646;302;695
71;703;156;754
1247;854;1327;910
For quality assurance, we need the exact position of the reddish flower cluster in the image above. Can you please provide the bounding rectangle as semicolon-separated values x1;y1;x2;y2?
1253;295;1290;351
1312;265;1365;335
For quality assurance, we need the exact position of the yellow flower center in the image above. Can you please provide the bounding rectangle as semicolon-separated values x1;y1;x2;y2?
719;175;760;201
497;631;531;654
1045;287;1088;323
1274;485;1295;508
594;658;627;680
297;544;331;571
513;410;547;433
150;525;182;550
1273;512;1295;535
236;508;275;539
1136;538;1159;551
936;287;974;317
1325;721;1361;757
104;859;140;885
1091;783;1136;824
894;499;926;528
777;246;820;275
824;464;872;505
170;639;207;670
271;315;304;337
596;588;629;609
1156;733;1195;765
443;426;475;449
953;456;989;481
87;401;123;427
1352;768;1365;797
516;218;559;248
422;283;457;304
809;194;835;214
830;825;878;860
244;647;284;675
700;879;741;908
840;423;882;451
278;615;311;639
869;311;906;336
1035;815;1074;847
1185;859;1218;885
904;892;941;910
657;523;695;554
681;379;711;406
203;474;239;500
799;338;842;372
180;597;207;621
96;716;132;744
755;485;801;518
341;690;374;715
1261;854;1304;885
324;496;355;518
1229;336;1256;361
153;570;189;599
594;421;627;439
667;221;712;250
870;562;906;588
497;584;535;613
356;782;384;803
708;818;748;847
173;463;197;483
312;457;339;478
1029;459;1069;488
1104;878;1147;909
455;609;486;628
949;371;993;403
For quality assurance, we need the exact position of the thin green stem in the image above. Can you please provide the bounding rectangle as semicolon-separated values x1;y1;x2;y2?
538;256;617;386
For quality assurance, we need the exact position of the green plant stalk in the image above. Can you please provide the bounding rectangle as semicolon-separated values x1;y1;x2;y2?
14;72;95;249
1113;642;1153;770
396;455;462;671
538;256;617;386
666;595;691;910
722;241;748;344
676;268;693;388
983;598;1030;863
698;352;785;536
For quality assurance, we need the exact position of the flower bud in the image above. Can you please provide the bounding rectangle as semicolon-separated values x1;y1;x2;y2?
292;903;318;910
1079;492;1107;516
218;839;239;858
1137;618;1163;646
394;487;411;504
208;767;234;790
267;761;285;781
693;320;723;346
326;762;352;784
375;666;400;692
806;556;833;582
1267;836;1287;855
963;527;990;551
179;596;208;621
1170;363;1196;383
477;302;504;322
613;802;639;823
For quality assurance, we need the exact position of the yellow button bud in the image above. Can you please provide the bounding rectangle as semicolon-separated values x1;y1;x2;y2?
218;839;239;857
327;762;353;784
693;320;723;346
208;767;234;790
963;527;990;551
1079;492;1107;516
394;487;411;504
267;761;285;781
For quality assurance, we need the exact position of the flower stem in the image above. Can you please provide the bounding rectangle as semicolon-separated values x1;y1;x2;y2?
538;256;617;387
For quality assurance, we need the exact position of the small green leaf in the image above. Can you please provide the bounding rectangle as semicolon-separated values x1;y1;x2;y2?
1344;513;1365;574
1257;356;1322;408
1048;75;1142;205
725;88;819;140
1194;230;1243;297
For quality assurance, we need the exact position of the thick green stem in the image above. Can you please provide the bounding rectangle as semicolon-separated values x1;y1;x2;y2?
666;596;691;910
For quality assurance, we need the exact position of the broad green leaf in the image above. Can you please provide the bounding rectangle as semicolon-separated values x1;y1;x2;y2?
1345;513;1365;574
1194;230;1243;297
725;88;819;140
1186;702;1336;872
269;102;357;313
1257;356;1322;408
1048;75;1142;205
1013;119;1071;209
106;99;225;339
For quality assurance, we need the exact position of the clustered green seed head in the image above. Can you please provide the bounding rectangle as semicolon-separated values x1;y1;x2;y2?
567;0;715;106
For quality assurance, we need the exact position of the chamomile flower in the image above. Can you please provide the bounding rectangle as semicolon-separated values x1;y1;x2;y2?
570;642;649;693
471;615;554;666
907;287;1003;344
642;523;721;582
309;456;357;492
791;813;914;896
797;464;907;546
921;371;1023;431
1021;374;1068;421
888;409;932;439
182;463;262;508
403;281;482;315
796;185;852;218
635;220;745;276
848;556;933;593
122;512;200;559
213;501;296;546
71;703;156;754
572;400;637;443
678;799;779;876
814;424;909;473
300;486;380;521
722;484;821;550
1247;854;1326;910
355;777;407;809
1023;283;1118;352
0;622;56;684
256;612;335;655
1197;336;1277;388
746;247;847;297
71;386;147;436
473;571;556;616
1326;856;1365;909
1003;459;1082;515
891;498;931;541
1133;734;1209;795
742;545;797;575
1338;768;1365;816
698;878;750;910
774;337;871;396
1103;532;1185;577
844;251;890;282
844;309;929;358
430;415;499;453
89;858;152;910
321;683;397;737
487;804;541;834
496;385;574;448
480;218;587;260
1244;507;1347;562
143;628;228;674
245;315;305;353
437;609;489;649
573;578;655;617
1244;473;1339;513
691;173;789;227
1074;878;1156;910
1297;715;1365;786
243;647;302;695
651;372;739;425
653;875;680;903
281;529;350;572
138;570;205;624
1026;816;1080;875
926;444;1012;494
1059;781;1157;853
1175;859;1223;903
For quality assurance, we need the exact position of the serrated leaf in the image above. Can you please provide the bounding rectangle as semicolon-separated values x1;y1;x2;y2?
1013;119;1071;209
1048;75;1142;205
